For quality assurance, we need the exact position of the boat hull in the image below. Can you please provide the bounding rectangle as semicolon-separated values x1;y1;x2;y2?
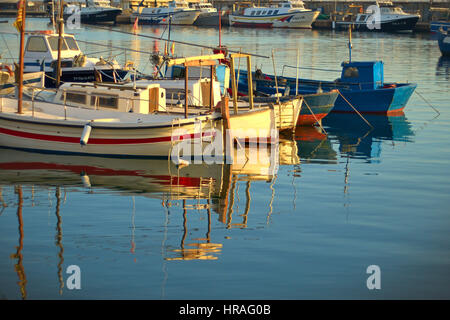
336;16;419;32
193;12;226;27
330;83;417;114
63;9;122;24
431;21;450;33
438;31;450;57
251;74;417;114
233;72;335;125
132;10;200;25
44;68;129;88
229;10;319;29
298;91;338;125
0;98;276;160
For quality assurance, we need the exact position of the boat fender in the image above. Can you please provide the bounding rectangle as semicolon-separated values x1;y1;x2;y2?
80;171;91;188
80;123;92;146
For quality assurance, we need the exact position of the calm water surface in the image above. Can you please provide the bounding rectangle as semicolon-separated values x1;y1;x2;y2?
0;19;449;299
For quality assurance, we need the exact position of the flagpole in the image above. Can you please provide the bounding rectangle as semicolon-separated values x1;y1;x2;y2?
56;0;64;87
17;0;27;114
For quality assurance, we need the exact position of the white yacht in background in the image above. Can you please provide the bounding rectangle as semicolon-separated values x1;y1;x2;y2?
63;0;123;24
336;1;420;32
22;31;130;87
229;0;320;29
132;0;200;25
190;1;226;27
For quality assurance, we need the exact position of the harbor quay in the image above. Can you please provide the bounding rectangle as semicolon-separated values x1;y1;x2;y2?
1;1;449;27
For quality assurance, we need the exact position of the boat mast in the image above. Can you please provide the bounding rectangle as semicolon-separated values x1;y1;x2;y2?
56;0;64;87
16;0;27;114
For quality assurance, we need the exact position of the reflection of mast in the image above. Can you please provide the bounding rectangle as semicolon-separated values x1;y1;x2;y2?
217;164;232;223
0;186;7;215
55;187;64;295
11;186;27;300
165;199;222;261
130;196;136;261
226;178;251;229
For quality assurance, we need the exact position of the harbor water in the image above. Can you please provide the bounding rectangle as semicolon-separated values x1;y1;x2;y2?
0;18;449;299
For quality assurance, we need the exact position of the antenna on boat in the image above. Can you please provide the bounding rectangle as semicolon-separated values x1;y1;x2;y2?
14;0;26;114
56;0;65;87
218;9;222;48
348;25;353;63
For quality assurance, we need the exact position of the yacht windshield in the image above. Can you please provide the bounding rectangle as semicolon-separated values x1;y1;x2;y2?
48;36;68;51
64;37;80;51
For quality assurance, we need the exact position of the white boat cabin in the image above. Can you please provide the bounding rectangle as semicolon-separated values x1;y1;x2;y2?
241;0;309;16
54;82;167;114
189;2;217;13
24;31;82;72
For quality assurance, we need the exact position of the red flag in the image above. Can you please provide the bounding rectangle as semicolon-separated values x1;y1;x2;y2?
13;0;25;33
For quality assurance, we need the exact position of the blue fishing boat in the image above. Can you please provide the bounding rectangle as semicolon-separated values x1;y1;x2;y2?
236;60;416;114
438;29;450;57
233;75;338;125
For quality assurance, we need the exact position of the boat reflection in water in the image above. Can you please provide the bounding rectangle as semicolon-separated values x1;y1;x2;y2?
322;112;415;162
294;126;337;164
0;142;299;274
436;56;450;82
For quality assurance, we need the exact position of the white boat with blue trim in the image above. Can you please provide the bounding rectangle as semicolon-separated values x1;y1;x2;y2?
23;30;131;87
228;0;320;29
131;0;200;25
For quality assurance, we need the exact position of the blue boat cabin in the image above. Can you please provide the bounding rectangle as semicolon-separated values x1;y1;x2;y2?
339;61;384;90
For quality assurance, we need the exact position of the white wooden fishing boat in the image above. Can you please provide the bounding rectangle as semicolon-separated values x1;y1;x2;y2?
229;0;320;29
0;95;276;159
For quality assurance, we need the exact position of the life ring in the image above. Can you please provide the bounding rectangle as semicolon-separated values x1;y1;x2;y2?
0;64;13;76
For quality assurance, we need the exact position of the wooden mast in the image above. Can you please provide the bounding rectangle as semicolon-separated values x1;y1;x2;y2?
16;0;27;114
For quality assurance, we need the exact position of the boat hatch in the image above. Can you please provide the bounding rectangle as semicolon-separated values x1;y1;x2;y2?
340;61;384;89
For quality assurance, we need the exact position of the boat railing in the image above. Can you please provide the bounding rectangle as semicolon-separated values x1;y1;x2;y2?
19;85;212;119
281;64;341;77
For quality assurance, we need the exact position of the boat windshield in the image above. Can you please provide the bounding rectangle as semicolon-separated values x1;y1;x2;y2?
64;36;80;51
48;36;68;51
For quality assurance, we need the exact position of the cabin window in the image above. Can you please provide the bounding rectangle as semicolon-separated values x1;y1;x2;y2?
91;94;119;109
343;67;359;78
171;66;185;78
273;10;279;14
257;10;262;15
267;10;273;15
251;11;256;16
61;91;87;105
357;14;367;22
26;37;48;52
48;36;68;51
64;37;79;51
262;11;266;15
157;9;161;13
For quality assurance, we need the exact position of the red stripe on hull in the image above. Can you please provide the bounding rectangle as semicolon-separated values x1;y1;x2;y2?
0;162;203;187
0;127;215;145
297;113;328;126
